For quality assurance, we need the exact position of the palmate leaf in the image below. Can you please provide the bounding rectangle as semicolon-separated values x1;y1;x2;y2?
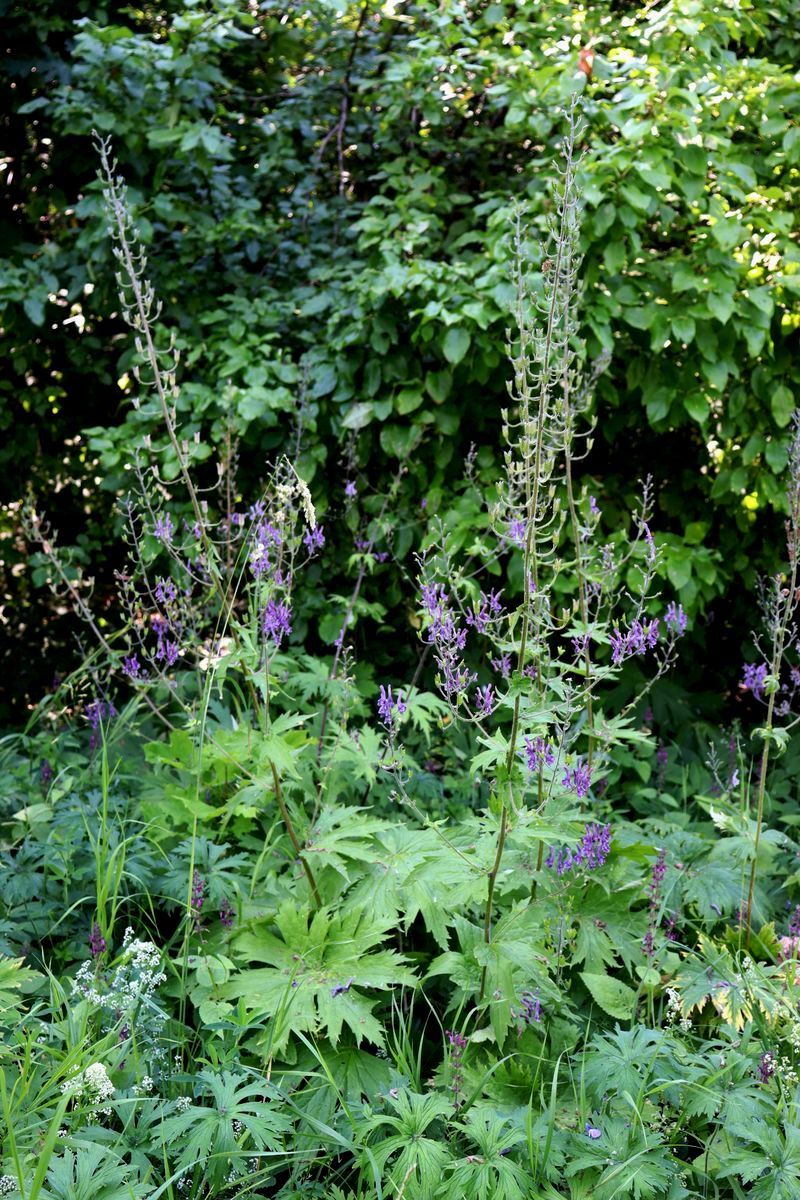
571;887;648;974
440;1108;529;1199
565;1117;677;1200
582;1026;673;1102
675;935;780;1029
304;805;394;882
158;1070;291;1173
359;1091;452;1200
223;902;414;1050
718;1119;800;1198
39;1145;150;1200
348;826;484;949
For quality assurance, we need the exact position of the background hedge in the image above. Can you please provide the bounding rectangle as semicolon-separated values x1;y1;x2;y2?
2;0;799;720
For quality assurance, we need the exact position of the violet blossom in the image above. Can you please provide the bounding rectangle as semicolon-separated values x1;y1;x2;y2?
562;757;592;799
262;598;292;648
524;736;554;772
546;822;611;875
377;685;407;729
742;662;768;700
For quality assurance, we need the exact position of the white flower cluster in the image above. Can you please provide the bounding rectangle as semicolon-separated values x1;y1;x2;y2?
72;929;166;1049
0;1175;17;1196
62;1062;115;1114
665;988;692;1032
174;1096;192;1113
135;1076;155;1096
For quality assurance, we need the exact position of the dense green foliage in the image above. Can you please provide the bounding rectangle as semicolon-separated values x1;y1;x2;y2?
3;0;800;713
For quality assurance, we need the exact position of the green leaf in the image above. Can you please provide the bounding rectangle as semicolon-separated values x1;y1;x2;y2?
707;291;735;324
442;326;470;365
771;384;795;428
683;393;708;423
580;971;637;1020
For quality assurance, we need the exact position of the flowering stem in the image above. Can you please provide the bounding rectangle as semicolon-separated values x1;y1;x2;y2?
563;390;594;769
478;121;579;1002
270;760;321;908
479;800;509;1002
744;565;797;945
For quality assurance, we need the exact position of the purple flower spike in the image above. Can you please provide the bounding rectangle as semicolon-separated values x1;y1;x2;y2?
190;870;205;934
523;736;554;773
742;662;768;700
122;654;143;680
562;757;592;800
474;684;495;717
303;525;325;554
377;685;407;729
665;601;687;635
546;823;611;875
262;598;292;648
219;897;235;929
345;481;357;498
89;922;107;958
507;518;526;547
153;513;174;544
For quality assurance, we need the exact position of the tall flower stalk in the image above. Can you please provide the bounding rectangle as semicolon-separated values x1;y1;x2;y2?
743;414;800;945
414;103;687;1010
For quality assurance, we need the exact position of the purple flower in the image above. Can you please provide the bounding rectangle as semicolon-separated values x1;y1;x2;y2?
585;1122;602;1140
446;1029;468;1107
644;849;667;957
86;698;116;730
657;742;668;767
377;684;407;728
589;496;600;517
466;589;504;633
40;759;53;786
474;684;495;717
742;662;768;700
344;481;357;498
331;977;355;998
122;654;143;680
512;989;542;1036
758;1051;776;1083
507;518;526;547
155;637;180;667
303;525;325;554
562;757;592;800
153;513;174;544
262;598;292;648
665;601;687;635
546;823;611;875
524;736;554;772
89;922;107;958
219;897;235;929
572;634;590;658
610;619;660;665
155;577;177;606
491;654;512;678
642;521;656;562
788;905;800;938
190;870;205;934
250;520;282;577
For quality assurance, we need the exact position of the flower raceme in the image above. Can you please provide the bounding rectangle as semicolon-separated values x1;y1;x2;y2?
262;598;292;649
545;822;612;875
377;685;407;729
